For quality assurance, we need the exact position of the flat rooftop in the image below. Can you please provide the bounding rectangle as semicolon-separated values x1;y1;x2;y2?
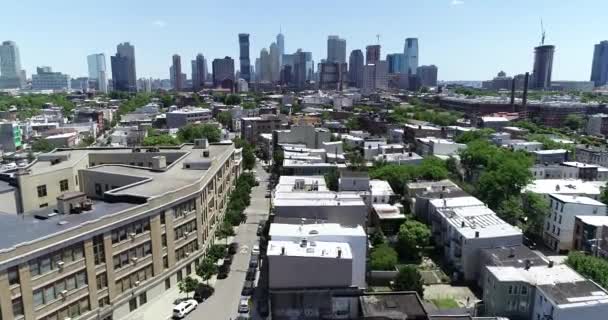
549;194;605;206
486;264;583;286
538;280;608;307
576;215;608;227
269;223;366;238
370;180;395;196
267;240;352;259
359;292;428;320
482;245;548;268
532;149;568;155
273;191;365;207
524;179;604;196
439;206;522;239
373;204;405;220
429;196;485;210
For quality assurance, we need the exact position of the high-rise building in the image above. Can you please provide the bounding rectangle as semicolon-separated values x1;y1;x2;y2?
591;41;608;87
277;32;285;67
171;54;183;91
191;53;206;91
239;34;251;82
111;42;137;92
366;45;381;65
417;65;438;87
212;56;235;89
348;50;364;88
361;61;388;93
532;45;555;90
87;53;107;93
0;40;24;89
270;42;280;83
404;38;419;75
259;48;271;82
32;67;71;90
327;35;346;64
319;62;347;90
293;50;309;89
387;53;405;74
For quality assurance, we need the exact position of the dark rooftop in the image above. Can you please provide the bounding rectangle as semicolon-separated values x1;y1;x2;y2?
359;291;428;320
538;280;608;305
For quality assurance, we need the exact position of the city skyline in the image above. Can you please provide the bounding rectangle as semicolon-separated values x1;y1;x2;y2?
3;0;608;81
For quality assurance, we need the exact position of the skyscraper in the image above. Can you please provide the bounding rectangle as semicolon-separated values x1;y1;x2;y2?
277;32;285;67
293;50;309;89
111;42;137;92
591;41;608;87
87;53;107;93
417;65;438;87
239;34;251;82
348;50;364;88
404;38;419;75
192;53;206;91
0;41;24;89
366;45;381;64
327;35;346;64
532;45;555;90
171;54;182;91
386;53;405;74
270;42;280;83
212;57;235;89
259;48;271;82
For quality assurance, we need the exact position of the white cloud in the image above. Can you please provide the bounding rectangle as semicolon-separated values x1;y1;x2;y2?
451;0;464;5
153;20;167;28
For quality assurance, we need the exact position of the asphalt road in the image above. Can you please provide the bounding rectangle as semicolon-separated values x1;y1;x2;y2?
187;160;270;320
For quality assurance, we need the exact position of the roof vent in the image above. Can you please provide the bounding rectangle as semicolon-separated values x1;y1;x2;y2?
309;230;319;235
57;220;68;226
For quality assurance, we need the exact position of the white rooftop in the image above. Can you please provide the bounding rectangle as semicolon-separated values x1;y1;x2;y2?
430;196;485;210
269;223;366;238
533;149;568;155
370;180;395;197
169;107;210;114
576;215;608;227
417;137;461;145
486;264;584;285
481;116;509;122
267;240;353;259
439;205;522;239
562;161;600;169
373;204;405;220
549;194;606;206
524;179;605;196
405;123;440;130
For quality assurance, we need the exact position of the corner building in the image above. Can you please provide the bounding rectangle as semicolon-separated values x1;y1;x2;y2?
0;142;242;320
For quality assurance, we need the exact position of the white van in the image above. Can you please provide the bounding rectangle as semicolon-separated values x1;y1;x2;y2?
172;299;198;319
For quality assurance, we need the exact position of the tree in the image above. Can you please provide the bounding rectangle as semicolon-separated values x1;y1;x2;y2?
476;153;532;209
522;191;549;236
324;168;339;191
143;134;180;146
564;114;584;131
224;94;242;105
345;117;360;130
217;111;232;128
31;139;54;153
370;244;398;270
566;251;608;289
242;101;256;109
397;220;431;260
196;259;218;285
496;196;524;226
601;182;608;205
234;138;256;171
217;221;235;239
177;123;221;143
393;265;424;297
178;276;199;298
455;128;495;144
207;244;227;262
78;135;96;147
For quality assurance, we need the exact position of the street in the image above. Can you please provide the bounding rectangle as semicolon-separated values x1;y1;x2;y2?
187;160;270;319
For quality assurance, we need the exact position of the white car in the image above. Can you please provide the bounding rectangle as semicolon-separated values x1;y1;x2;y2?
252;245;260;255
238;297;250;313
172;299;198;319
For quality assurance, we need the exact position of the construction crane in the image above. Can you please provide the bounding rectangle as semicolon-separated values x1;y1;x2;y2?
376;34;381;45
540;19;546;46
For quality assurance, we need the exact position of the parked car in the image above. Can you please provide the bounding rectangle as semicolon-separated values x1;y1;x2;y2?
229;242;239;254
172;299;198;319
523;236;537;250
257;299;270;317
246;267;256;281
254;177;260;186
265;190;271;198
242;280;254;296
238;297;250;313
252;244;260;255
193;284;215;302
249;255;259;268
256;225;263;236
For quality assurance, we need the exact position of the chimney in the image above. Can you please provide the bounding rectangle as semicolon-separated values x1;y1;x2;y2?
509;247;515;258
151;156;167;171
524;259;532;270
510;78;516;107
281;247;285;255
337;248;342;258
548;260;554;268
522;72;529;114
475;231;479;238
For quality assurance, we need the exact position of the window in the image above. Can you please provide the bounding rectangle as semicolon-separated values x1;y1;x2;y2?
508;285;513;294
521;285;528;295
546;222;550;231
75;175;78;186
37;185;47;197
93;235;105;265
129;298;137;312
8;266;19;286
95;183;102;196
139;292;147;305
99;296;110;308
112;241;152;269
165;278;171;290
557;228;561;236
186;264;192;275
33;289;44;306
60;179;69;192
160;211;166;225
12;298;23;318
163;256;169;269
97;273;108;290
161;234;167;247
111;218;150;244
177;270;183;282
558;215;562;224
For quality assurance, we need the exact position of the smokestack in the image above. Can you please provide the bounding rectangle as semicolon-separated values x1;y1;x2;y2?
510;78;516;107
522;72;529;108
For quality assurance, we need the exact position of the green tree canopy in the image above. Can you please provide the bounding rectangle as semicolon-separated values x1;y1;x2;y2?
369;159;449;196
142;134;180;146
567;251;608;289
370;244;398;271
224;94;242;105
177;123;221;143
522;191;549;236
196;259;218;284
177;276;199;298
454;128;495;144
217;111;232;128
397;220;431;260
31;139;54;153
563;114;584;131
393;265;425;297
242;101;256;109
324;168;340;191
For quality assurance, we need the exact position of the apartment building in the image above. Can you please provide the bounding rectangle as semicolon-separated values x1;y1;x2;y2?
533;280;608;320
543;194;607;253
0;142;242;320
166;107;212;129
572;215;608;257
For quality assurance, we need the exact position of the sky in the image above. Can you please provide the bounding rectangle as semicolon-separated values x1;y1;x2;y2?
3;0;607;81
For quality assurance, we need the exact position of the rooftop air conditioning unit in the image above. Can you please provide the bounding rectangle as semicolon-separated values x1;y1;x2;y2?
60;290;68;299
130;232;137;240
56;261;65;268
185;252;190;257
184;231;190;237
134;280;140;287
131;257;139;264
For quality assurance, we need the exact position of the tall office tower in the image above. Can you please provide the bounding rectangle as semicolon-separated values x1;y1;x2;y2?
0;40;24;89
277;32;285;66
319;62;347;90
349;50;364;88
386;53;405;74
259;48;271;82
404;38;419;75
532;45;555;89
87;53;107;92
269;42;280;83
327;35;346;63
366;45;381;64
417;65;438;87
238;33;251;82
254;58;261;81
192;53;206;90
294;50;309;89
111;42;137;92
591;41;608;87
170;54;182;91
361;61;388;93
212;56;235;89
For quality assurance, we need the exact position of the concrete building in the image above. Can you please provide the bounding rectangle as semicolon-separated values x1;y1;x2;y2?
572;215;608;257
241;115;285;144
532;45;555;90
575;144;608;167
212;57;235;89
0;40;24;89
417;65;438;87
591;40;608;87
524;179;606;203
532;149;569;165
366;45;381;65
170;54;182;91
87;53;107;93
348;50;364;88
386;53;404;74
274;125;331;149
269;223;366;288
0;143;242;320
318;62;347;90
550;81;594;92
586;114;608;137
111;42;137;92
191;53;206;91
238;33;250;82
533;280;608;320
361;61;388;93
166;107;212;129
32;67;70;91
406;180;467;222
403;38;419;76
0;122;22;152
415;137;466;157
543;194;607;253
44;131;79;148
327;35;346;64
